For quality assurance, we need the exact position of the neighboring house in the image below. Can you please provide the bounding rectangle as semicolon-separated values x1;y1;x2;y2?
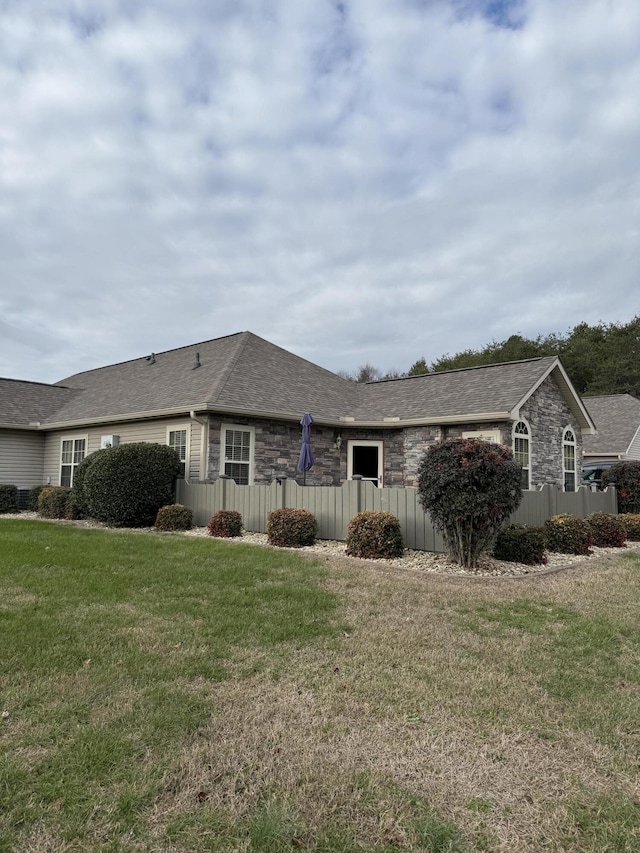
1;331;595;494
582;394;640;464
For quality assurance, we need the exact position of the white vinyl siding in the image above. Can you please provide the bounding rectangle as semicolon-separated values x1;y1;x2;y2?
628;425;640;460
0;430;46;488
43;418;204;485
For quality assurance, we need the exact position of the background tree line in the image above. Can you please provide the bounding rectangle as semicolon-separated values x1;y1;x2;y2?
341;317;640;398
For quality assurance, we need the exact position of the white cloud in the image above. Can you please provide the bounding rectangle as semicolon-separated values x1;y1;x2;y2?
0;0;638;382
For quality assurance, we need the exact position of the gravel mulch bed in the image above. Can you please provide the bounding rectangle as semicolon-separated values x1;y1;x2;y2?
4;512;640;577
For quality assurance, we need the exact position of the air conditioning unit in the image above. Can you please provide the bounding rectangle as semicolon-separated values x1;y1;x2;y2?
100;435;120;449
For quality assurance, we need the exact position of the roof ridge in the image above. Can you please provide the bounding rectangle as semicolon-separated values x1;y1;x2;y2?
205;331;253;405
367;355;555;385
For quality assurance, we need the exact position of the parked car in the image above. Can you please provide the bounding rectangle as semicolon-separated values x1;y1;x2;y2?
582;460;617;489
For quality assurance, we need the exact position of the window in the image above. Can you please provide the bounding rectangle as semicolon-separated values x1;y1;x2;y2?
60;437;87;487
512;420;531;489
462;430;501;444
563;427;577;492
220;424;254;484
168;428;188;478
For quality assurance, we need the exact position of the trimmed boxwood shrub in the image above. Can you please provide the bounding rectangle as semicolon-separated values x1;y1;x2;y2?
492;525;547;565
28;485;47;512
155;503;193;531
619;513;640;541
0;484;19;514
82;442;182;527
543;514;593;555
267;508;317;547
346;511;404;559
417;438;523;568
38;486;73;519
207;510;243;538
602;460;640;513
585;512;626;548
72;449;106;518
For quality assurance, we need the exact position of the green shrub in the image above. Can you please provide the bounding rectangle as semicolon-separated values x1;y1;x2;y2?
82;442;182;527
346;511;404;559
154;503;194;531
207;510;243;538
0;484;19;514
267;508;317;547
38;486;74;519
28;485;47;512
619;513;640;541
72;449;106;518
602;460;640;513
417;438;523;568
492;525;547;565
544;514;593;555
585;512;626;548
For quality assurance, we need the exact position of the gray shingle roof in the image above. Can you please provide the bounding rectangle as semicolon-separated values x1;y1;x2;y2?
582;394;640;455
357;357;560;421
3;332;585;430
46;332;359;425
0;378;79;427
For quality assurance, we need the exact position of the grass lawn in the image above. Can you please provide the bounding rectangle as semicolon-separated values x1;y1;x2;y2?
1;519;639;852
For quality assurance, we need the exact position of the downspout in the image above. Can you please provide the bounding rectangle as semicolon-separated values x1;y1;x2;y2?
190;411;209;483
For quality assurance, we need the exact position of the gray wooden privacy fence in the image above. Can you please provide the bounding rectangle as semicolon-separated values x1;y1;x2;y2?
176;477;617;553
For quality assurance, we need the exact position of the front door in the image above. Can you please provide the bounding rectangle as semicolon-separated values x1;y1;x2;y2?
348;440;383;487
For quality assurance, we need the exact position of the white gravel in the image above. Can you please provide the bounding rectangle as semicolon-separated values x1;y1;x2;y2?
4;512;639;578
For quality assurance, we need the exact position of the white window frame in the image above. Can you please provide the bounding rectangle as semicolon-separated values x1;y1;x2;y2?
512;419;531;490
462;429;501;444
347;439;384;487
167;425;190;479
220;423;255;485
59;434;88;487
562;426;577;492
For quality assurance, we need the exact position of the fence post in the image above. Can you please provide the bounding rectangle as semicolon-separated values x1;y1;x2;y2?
219;474;230;510
278;475;288;509
352;475;362;513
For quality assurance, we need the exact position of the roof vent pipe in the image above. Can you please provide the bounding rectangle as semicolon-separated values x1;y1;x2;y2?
146;353;156;364
192;352;201;370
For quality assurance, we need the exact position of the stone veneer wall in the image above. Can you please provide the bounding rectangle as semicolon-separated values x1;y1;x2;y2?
206;374;582;489
519;374;583;488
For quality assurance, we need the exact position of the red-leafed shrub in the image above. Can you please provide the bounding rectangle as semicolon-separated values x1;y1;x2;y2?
585;512;626;548
601;461;640;513
417;438;522;568
346;511;404;559
544;514;593;555
267;508;317;547
619;513;640;541
155;503;194;531
207;510;243;538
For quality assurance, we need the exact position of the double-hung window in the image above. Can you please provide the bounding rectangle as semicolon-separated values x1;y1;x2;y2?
60;437;87;487
563;428;577;492
168;428;188;478
220;424;254;484
513;421;531;489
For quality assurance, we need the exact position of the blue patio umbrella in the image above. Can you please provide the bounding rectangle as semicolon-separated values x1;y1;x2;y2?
297;413;314;484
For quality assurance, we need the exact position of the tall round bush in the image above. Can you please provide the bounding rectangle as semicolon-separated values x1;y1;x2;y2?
82;443;182;527
72;449;106;518
417;438;523;568
601;461;640;513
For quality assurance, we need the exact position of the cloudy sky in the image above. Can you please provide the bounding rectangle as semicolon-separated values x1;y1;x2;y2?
1;0;639;384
